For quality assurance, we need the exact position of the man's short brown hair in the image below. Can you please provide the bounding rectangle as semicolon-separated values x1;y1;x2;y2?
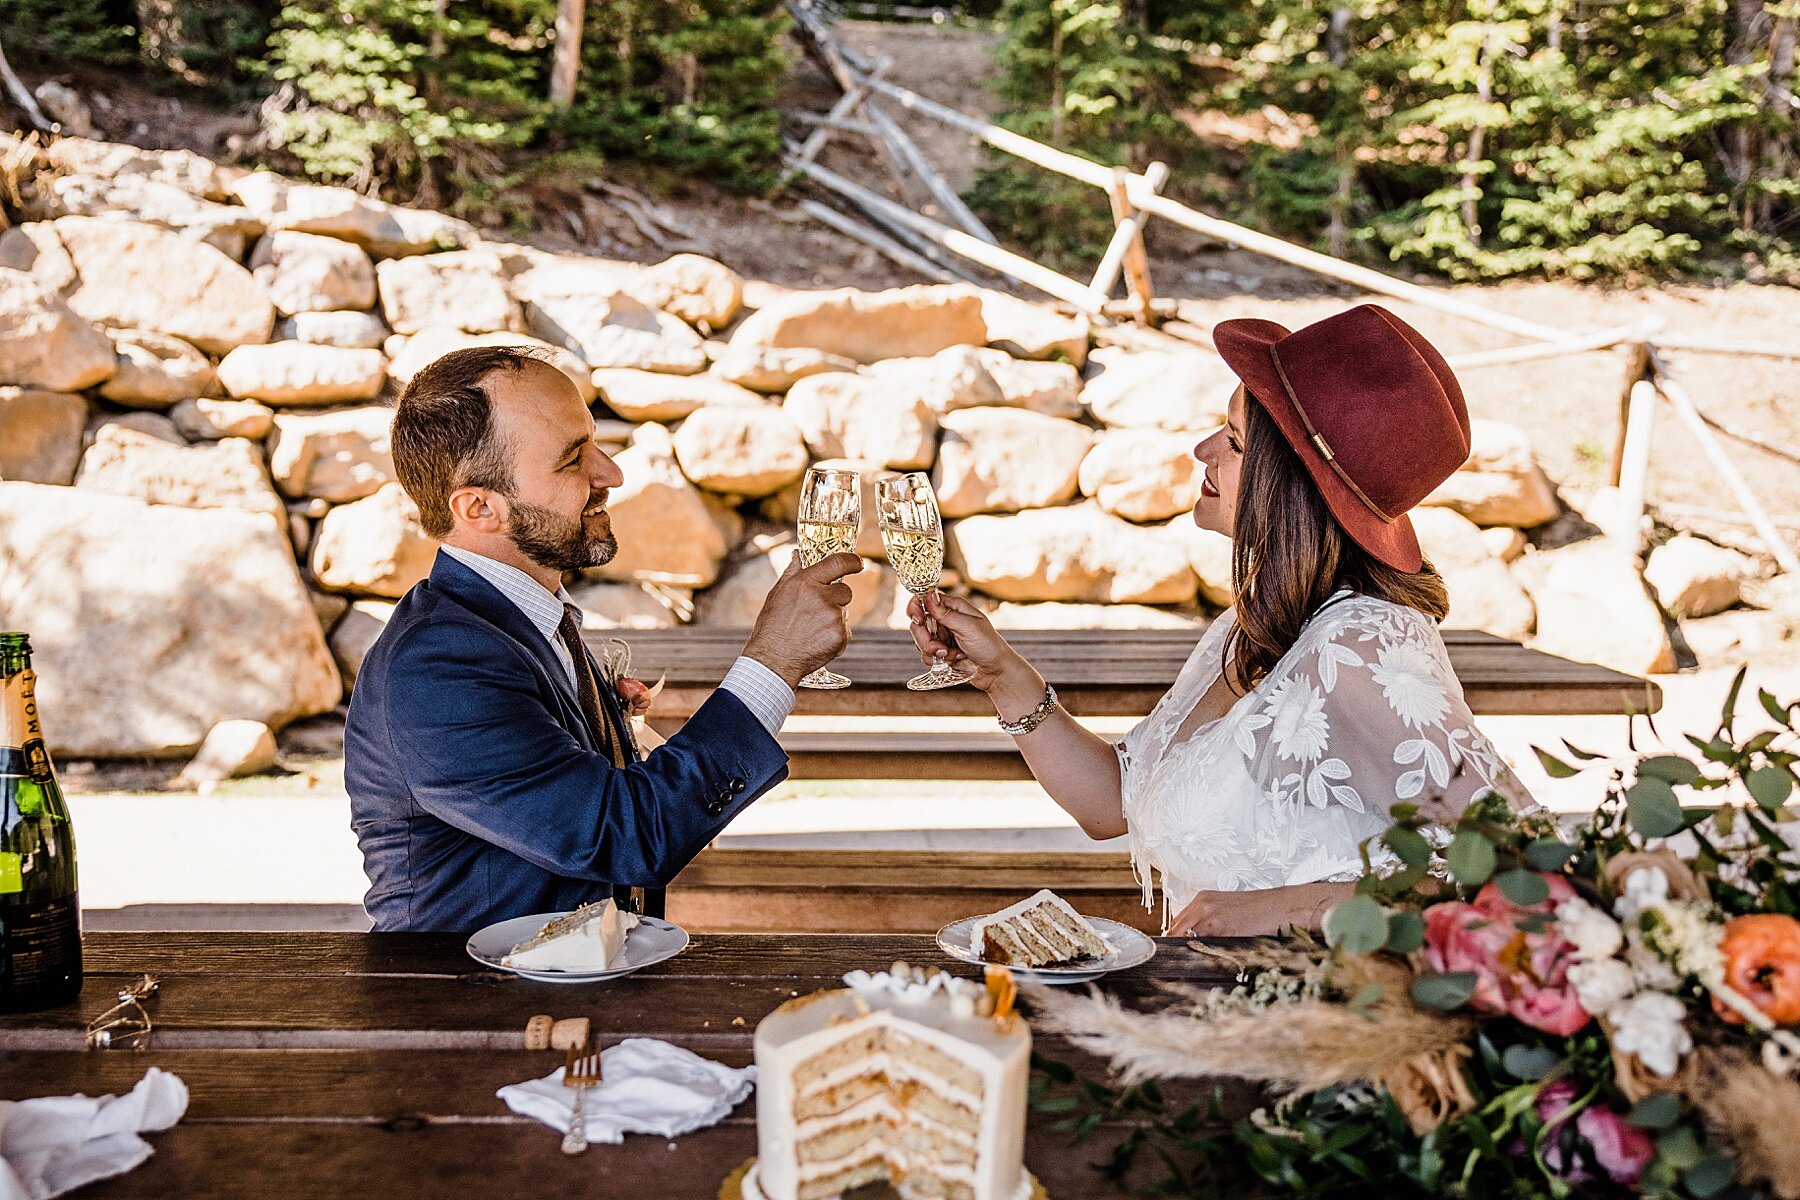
391;346;542;538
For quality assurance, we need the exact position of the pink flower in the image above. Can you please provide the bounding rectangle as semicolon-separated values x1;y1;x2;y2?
1422;873;1591;1036
1536;1080;1654;1187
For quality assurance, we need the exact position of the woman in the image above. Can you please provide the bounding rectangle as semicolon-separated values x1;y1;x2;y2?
908;305;1530;936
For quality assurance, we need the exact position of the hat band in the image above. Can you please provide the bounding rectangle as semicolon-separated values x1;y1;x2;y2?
1268;345;1397;524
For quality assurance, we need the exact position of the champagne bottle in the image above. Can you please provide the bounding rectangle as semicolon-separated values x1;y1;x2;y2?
1;633;82;1012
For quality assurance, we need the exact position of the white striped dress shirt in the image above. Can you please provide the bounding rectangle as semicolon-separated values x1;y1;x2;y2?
438;546;795;736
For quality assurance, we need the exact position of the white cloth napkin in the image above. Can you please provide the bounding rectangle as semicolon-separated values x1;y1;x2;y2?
497;1038;754;1144
0;1068;188;1200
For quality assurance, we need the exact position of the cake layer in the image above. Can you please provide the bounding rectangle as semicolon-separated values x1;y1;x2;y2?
971;890;1109;968
794;1027;986;1101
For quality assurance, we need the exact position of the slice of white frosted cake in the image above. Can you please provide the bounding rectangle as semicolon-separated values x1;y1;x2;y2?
502;899;637;972
968;890;1109;968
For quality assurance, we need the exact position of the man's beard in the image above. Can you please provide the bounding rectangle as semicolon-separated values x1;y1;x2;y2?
504;495;618;573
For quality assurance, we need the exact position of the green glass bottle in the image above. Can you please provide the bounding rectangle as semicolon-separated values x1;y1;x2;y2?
1;632;82;1012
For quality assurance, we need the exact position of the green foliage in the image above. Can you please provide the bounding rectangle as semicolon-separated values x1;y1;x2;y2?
556;0;791;193
136;0;281;94
0;0;137;66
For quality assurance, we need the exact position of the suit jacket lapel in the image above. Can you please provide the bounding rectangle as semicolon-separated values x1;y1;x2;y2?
426;552;598;753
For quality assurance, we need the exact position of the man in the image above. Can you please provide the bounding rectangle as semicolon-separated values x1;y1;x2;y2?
345;346;861;932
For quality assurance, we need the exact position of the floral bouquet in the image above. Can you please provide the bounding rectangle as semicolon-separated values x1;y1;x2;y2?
1035;671;1800;1199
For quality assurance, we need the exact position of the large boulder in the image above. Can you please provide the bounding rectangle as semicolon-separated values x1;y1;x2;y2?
693;537;894;627
565;581;690;630
277;310;390;349
933;408;1094;517
1645;534;1754;619
592;369;763;422
515;264;708;374
44;217;275;354
988;601;1204;629
0;268;117;391
782;372;939;470
978;291;1089;368
0;482;341;755
1081;348;1236;431
1411;506;1536;640
42;139;232;201
867;347;1003;416
951;503;1198;605
727;285;986;365
625;254;744;330
268;406;396;502
0;224;79;291
386;328;594;402
310;482;438;598
97;329;214;409
170;397;275;441
1423;419;1559;528
328;599;395;688
1160;518;1235;607
376;250;523;336
671;406;808;498
229;173;478;258
1517;540;1675;675
75;426;286;528
708;344;858;394
1079;428;1206;522
216;343;386;407
586;440;731;588
250;231;377;316
0;389;87;485
37;173;264;259
976;349;1084;419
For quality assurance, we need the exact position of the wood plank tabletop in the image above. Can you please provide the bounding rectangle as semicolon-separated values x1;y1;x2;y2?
612;627;1662;718
0;933;1250;1198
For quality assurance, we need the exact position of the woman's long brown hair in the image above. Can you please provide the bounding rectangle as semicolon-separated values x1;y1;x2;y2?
1225;395;1450;694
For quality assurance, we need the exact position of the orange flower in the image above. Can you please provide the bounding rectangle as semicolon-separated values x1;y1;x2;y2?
1714;914;1800;1026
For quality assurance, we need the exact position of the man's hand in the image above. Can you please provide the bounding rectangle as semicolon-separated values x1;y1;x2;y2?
742;552;864;689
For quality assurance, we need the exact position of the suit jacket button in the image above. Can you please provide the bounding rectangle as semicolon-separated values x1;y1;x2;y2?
728;777;747;794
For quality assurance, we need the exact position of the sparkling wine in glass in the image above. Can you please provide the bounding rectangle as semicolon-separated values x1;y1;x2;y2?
795;466;861;690
876;472;973;691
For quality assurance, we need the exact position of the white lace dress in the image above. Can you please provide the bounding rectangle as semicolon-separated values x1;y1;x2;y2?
1117;591;1528;928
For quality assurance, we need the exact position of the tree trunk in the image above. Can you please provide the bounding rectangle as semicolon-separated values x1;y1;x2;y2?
1325;7;1353;260
1461;26;1496;243
550;0;586;109
1049;4;1064;146
0;34;55;133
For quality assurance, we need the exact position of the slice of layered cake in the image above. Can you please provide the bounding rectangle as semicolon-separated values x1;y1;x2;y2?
969;890;1110;968
748;965;1032;1200
501;899;637;972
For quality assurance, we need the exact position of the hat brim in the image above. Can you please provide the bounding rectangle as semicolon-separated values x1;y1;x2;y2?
1212;317;1425;574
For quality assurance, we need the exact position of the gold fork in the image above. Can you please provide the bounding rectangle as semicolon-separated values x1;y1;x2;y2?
560;1042;603;1155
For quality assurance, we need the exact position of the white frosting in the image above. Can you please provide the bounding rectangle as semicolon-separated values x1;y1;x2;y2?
967;888;1103;954
741;1162;1033;1200
502;901;637;971
753;979;1029;1200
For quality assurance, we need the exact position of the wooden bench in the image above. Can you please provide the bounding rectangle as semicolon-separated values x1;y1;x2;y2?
668;847;1155;933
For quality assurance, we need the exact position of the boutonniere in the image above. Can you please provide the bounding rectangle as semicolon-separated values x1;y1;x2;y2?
614;674;663;719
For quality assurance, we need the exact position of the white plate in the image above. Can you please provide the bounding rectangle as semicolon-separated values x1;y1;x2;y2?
935;915;1156;985
466;912;690;983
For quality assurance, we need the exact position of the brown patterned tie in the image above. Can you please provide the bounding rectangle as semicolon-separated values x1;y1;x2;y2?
557;605;630;769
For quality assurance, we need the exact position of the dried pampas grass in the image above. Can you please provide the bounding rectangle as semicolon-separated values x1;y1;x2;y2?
1682;1047;1800;1199
1032;955;1473;1097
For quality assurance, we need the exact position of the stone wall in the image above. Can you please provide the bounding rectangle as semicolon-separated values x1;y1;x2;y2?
0;134;1774;760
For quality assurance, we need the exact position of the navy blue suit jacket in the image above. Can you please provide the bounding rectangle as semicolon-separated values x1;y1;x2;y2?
345;552;788;932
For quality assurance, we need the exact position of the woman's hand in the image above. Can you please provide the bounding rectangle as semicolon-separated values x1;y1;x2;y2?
906;592;1042;713
1169;882;1354;937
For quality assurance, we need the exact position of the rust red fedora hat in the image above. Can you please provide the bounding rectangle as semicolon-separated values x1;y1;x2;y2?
1211;304;1470;574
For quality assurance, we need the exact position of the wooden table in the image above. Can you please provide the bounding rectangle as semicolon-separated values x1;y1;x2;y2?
613;628;1662;779
1;932;1247;1198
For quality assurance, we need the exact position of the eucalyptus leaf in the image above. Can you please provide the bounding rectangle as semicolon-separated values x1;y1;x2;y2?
1762;688;1793;726
1657;1126;1704;1171
1500;1044;1560;1081
1627;776;1684;838
1636;754;1701;785
1721;664;1747;734
1747;765;1795;812
1446;830;1496;886
1627;1093;1682;1130
1385;909;1425;954
1383;825;1432;870
1532;745;1580;778
1348;983;1384;1010
1524;838;1575;871
1410;971;1478;1012
1495;867;1550;907
1323;895;1388;955
1684;1155;1736;1198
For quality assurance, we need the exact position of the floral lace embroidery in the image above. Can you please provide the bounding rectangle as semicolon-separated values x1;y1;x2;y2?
1116;593;1528;929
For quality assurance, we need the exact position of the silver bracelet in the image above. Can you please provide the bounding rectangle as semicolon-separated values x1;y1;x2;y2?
997;684;1059;736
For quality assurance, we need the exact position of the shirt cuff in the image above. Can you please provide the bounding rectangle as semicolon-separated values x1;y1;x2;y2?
719;655;795;736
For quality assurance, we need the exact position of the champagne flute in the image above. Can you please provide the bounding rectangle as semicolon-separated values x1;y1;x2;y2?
876;472;973;691
794;466;861;690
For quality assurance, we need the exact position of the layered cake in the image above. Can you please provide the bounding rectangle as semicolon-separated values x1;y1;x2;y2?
502;899;637;972
969;890;1109;968
747;965;1032;1200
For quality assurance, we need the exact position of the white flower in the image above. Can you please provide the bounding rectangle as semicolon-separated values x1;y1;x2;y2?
1369;642;1451;728
1613;866;1671;923
1556;898;1624;961
1568;959;1636;1016
1634;902;1726;988
1263;678;1330;763
1608;991;1693;1077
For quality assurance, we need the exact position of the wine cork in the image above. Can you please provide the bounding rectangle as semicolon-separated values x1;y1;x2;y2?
524;1014;554;1051
550;1017;591;1051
